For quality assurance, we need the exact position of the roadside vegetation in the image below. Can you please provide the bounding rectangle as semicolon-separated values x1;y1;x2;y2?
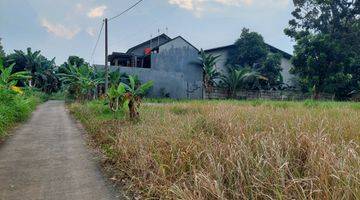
0;58;47;139
0;41;59;140
70;100;360;199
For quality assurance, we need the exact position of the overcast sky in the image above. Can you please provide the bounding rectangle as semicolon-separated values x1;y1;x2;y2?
0;0;295;65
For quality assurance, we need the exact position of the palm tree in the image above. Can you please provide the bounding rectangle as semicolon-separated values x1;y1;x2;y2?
220;66;268;98
195;49;220;93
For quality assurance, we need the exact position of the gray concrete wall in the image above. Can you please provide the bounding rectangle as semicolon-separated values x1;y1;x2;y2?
207;48;229;75
96;37;203;99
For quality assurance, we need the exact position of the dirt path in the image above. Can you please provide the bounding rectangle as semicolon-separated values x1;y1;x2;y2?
0;101;120;200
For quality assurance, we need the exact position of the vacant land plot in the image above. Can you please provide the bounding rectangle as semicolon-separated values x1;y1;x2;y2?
70;100;360;199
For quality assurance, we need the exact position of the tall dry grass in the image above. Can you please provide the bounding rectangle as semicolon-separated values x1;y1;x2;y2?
70;101;360;199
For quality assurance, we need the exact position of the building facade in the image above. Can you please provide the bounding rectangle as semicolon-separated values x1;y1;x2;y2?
204;44;296;86
96;34;295;99
98;34;204;99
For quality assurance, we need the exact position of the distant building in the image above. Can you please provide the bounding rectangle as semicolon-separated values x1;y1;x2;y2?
204;44;296;86
96;34;296;99
96;34;203;99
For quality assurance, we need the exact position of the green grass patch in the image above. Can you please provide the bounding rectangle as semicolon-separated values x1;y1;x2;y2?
0;89;46;139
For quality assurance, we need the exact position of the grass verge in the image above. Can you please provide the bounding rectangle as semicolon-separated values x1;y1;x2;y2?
0;89;47;140
70;100;360;199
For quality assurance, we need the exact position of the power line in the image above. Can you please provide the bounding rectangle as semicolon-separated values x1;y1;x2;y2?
90;21;104;65
108;0;145;21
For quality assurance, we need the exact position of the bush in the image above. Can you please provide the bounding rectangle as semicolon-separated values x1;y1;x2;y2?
0;89;45;139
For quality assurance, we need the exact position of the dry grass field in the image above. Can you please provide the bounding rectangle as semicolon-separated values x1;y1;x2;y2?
70;100;360;199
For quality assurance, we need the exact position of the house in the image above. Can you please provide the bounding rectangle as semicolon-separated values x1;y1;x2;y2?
204;44;296;86
96;34;204;99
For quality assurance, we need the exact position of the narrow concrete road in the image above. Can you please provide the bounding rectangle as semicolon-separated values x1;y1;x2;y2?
0;101;120;200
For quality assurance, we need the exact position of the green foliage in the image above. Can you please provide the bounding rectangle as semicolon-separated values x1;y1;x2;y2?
122;75;154;119
228;28;283;88
107;83;126;114
58;64;103;101
0;38;5;59
5;48;60;93
292;34;352;98
195;49;220;92
256;53;283;87
0;58;31;89
229;28;268;67
220;66;267;97
285;0;360;99
0;89;44;138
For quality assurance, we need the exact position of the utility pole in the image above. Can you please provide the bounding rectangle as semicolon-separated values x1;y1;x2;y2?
104;18;109;93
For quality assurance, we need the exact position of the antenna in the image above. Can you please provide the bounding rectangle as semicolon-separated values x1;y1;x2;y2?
157;28;160;46
165;27;168;35
150;34;152;48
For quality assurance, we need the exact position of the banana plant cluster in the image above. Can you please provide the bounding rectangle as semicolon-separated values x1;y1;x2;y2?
107;75;153;119
58;64;103;101
0;59;31;90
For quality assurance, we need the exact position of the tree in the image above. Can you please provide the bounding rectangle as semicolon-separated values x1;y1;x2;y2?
33;56;60;93
59;64;103;101
220;66;267;97
228;28;268;67
13;48;41;84
57;56;88;75
0;38;5;59
291;33;352;98
4;48;60;93
228;28;283;88
195;49;220;93
0;58;30;90
67;56;87;67
107;83;126;117
285;0;360;98
255;53;283;88
122;75;153;119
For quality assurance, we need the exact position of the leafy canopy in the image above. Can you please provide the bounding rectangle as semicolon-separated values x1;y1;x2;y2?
0;58;30;89
285;0;360;98
228;28;283;88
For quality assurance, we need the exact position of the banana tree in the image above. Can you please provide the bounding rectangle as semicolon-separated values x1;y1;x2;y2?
194;49;220;93
0;59;31;90
58;64;103;101
107;83;126;116
122;75;153;119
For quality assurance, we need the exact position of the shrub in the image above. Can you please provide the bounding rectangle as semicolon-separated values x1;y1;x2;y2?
0;89;44;139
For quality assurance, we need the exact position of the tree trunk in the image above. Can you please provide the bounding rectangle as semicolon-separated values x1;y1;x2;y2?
128;100;139;119
312;85;320;100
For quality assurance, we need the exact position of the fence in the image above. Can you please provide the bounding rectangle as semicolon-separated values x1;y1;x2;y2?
205;88;335;101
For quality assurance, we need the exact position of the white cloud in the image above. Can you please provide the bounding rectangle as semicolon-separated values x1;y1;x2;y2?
75;3;84;12
87;5;107;18
168;0;289;16
41;19;81;39
86;27;97;37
